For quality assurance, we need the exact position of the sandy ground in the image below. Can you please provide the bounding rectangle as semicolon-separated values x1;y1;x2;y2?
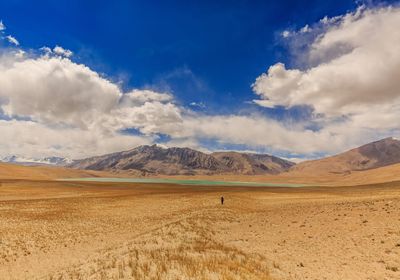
1;179;400;279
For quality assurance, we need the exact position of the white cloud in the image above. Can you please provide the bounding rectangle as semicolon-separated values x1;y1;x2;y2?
178;115;359;155
53;45;73;57
40;46;53;56
253;8;400;115
1;6;400;159
254;6;400;117
0;52;185;158
0;55;184;136
189;101;205;108
14;49;25;58
119;89;173;106
0;45;393;159
253;63;302;108
112;101;184;136
0;119;152;159
252;6;400;154
6;35;19;46
2;52;352;158
281;30;291;38
0;56;121;130
0;21;5;31
300;24;311;33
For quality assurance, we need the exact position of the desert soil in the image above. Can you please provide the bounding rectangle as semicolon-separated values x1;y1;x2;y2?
0;179;399;279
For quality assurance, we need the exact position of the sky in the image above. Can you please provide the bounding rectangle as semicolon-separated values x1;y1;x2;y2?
0;0;400;161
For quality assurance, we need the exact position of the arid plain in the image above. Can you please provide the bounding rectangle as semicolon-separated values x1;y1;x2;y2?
1;164;400;280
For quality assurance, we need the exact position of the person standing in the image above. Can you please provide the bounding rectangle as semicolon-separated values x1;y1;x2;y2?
221;196;224;205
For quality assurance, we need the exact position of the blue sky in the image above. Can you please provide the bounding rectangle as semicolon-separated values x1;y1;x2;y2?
0;0;400;160
0;0;362;112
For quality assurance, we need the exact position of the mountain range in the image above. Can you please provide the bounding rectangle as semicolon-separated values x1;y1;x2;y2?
68;145;295;175
0;155;72;166
4;137;400;176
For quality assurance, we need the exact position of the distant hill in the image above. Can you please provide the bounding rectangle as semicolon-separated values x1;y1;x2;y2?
0;162;106;180
69;145;295;175
290;137;400;175
5;137;400;185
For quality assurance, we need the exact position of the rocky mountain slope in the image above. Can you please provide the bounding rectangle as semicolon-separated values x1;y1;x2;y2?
211;151;294;175
290;137;400;175
69;145;295;175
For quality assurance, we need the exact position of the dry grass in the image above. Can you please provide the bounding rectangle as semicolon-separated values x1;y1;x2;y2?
0;180;272;279
1;179;400;279
47;211;270;280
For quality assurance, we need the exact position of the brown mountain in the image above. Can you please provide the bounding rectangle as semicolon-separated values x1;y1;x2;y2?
290;137;400;175
69;145;295;175
212;151;294;175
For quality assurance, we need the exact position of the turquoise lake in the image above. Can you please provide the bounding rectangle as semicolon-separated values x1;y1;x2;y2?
59;177;308;188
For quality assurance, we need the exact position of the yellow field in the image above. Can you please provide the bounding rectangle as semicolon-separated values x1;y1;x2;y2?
1;177;400;279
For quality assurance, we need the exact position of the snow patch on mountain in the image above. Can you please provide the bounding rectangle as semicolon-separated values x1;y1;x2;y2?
0;155;72;166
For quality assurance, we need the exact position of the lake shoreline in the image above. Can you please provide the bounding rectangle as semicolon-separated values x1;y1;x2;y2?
58;177;309;188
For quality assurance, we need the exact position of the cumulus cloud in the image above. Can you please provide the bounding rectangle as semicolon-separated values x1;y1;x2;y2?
281;30;291;38
0;43;392;159
0;52;185;158
189;101;206;109
119;89;173;106
39;46;53;56
1;50;354;158
300;24;311;33
113;101;184;136
251;6;400;155
14;49;25;58
1;6;400;159
254;6;400;117
0;56;121;130
6;35;19;46
178;115;371;155
53;45;73;57
0;119;152;159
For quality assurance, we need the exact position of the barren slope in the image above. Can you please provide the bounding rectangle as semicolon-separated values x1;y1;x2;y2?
70;145;294;175
212;152;294;175
0;163;107;180
291;137;400;175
